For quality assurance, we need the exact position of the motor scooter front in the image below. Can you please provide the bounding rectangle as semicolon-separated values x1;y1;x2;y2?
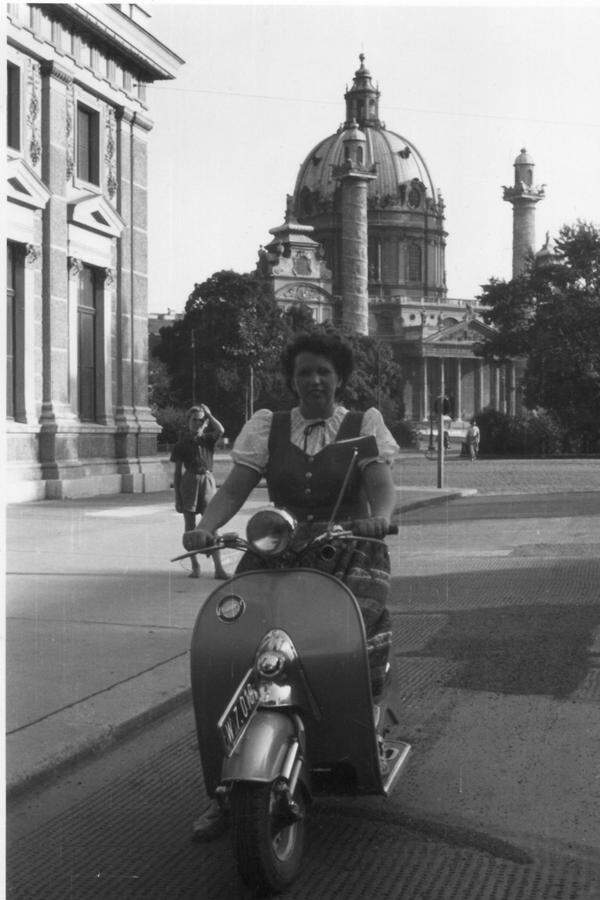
185;511;411;895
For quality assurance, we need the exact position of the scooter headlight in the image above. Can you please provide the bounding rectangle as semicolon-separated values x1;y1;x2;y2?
246;508;297;557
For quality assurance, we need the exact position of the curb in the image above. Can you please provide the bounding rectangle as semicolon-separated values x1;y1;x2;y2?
7;487;472;799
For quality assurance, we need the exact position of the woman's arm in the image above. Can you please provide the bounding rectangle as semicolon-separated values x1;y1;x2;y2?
173;460;183;512
185;464;261;546
202;404;225;438
353;462;398;537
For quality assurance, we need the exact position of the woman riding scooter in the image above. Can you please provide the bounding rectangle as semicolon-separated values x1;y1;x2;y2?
183;330;399;839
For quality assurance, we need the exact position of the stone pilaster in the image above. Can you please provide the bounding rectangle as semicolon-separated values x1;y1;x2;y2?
38;61;78;476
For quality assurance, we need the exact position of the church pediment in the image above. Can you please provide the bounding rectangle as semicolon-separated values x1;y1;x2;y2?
424;315;495;344
7;156;51;210
67;192;125;237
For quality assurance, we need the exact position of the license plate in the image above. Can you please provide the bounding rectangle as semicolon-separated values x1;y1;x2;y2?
218;669;260;756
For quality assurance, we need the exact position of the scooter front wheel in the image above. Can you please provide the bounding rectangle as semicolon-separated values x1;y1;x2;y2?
230;780;306;894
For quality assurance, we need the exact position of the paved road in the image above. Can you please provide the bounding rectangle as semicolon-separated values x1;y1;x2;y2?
7;491;600;899
395;454;599;495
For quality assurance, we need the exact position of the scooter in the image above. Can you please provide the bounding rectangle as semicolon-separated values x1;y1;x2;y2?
173;478;411;894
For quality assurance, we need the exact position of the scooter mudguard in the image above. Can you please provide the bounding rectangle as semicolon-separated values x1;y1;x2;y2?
190;569;383;797
221;710;299;784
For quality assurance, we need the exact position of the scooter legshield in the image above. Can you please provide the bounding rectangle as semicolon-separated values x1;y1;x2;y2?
190;568;383;797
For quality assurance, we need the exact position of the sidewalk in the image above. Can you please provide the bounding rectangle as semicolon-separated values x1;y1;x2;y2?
5;482;471;798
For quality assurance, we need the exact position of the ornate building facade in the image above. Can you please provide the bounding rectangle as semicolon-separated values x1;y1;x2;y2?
5;3;182;500
259;56;544;428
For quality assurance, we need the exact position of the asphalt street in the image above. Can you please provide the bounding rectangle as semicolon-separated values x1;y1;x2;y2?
7;488;600;899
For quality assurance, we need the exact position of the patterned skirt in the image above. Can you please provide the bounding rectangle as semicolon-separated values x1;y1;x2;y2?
236;523;392;699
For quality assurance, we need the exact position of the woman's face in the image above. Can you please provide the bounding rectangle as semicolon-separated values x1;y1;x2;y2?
291;352;342;418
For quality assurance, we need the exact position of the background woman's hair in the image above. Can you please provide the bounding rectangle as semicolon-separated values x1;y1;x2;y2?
186;405;204;420
281;332;354;396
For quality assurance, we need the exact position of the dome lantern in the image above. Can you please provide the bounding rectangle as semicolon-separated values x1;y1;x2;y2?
344;53;381;129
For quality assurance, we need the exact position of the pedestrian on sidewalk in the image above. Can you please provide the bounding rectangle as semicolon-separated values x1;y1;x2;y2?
465;418;480;461
171;404;229;579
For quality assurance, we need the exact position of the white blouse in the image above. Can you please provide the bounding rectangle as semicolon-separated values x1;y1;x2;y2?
232;406;399;475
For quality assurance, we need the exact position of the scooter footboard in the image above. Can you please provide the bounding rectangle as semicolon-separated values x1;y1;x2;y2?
221;711;302;785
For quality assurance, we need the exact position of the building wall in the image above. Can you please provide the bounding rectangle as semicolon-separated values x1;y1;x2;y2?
5;3;182;501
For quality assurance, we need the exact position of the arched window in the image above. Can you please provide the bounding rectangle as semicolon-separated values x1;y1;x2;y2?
356;145;363;165
407;244;422;282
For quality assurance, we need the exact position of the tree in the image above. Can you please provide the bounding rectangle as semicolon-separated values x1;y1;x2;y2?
477;220;600;449
153;271;286;437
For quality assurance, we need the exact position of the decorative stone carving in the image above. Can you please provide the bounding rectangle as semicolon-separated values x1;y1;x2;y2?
25;244;41;265
292;252;311;277
105;107;118;199
280;284;324;303
68;256;83;279
102;267;115;287
27;59;42;168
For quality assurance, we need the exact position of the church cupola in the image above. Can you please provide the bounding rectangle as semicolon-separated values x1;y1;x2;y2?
344;53;381;128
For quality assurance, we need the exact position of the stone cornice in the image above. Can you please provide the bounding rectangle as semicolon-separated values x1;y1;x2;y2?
40;59;73;85
51;3;184;81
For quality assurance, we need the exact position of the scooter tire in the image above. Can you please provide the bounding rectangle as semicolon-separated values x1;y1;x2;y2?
230;780;305;895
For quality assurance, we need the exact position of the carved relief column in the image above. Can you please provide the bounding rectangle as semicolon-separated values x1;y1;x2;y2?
39;61;75;476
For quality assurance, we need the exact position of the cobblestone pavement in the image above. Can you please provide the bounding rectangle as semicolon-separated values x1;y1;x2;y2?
394;454;599;495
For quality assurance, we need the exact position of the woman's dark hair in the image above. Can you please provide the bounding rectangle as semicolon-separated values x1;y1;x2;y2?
281;331;354;395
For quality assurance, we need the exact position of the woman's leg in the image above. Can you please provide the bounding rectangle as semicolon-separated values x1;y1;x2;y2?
183;511;200;577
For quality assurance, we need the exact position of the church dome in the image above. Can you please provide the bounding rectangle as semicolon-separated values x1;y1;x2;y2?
294;126;437;210
290;55;447;304
293;54;437;213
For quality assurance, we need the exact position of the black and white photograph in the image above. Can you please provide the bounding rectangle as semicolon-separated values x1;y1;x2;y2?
4;1;600;897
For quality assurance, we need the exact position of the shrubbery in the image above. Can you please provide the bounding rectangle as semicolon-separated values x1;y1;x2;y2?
392;419;419;449
476;409;572;456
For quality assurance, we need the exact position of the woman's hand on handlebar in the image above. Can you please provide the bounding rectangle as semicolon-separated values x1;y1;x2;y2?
351;516;392;539
183;528;215;553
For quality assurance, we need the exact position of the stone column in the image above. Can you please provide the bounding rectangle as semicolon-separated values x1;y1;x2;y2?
494;364;501;410
508;362;517;416
455;358;462;421
476;358;484;413
422;357;429;421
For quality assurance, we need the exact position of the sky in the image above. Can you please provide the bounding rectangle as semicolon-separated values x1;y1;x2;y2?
144;2;600;314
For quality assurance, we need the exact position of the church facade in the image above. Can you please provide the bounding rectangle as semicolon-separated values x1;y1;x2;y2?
259;56;545;428
5;3;182;500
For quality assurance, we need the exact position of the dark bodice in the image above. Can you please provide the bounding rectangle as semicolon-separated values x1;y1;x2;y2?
265;410;369;522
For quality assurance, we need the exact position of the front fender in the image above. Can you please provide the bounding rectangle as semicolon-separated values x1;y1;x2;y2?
221;711;301;784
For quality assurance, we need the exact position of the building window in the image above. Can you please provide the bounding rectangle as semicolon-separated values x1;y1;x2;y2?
78;264;100;421
407;244;422;282
77;103;100;185
7;62;21;151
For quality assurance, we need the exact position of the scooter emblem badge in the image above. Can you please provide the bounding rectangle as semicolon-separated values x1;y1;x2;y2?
216;594;246;623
